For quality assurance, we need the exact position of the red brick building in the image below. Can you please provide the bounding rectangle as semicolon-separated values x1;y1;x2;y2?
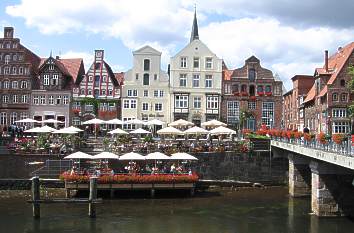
0;27;40;128
221;56;283;131
283;75;314;130
303;42;354;134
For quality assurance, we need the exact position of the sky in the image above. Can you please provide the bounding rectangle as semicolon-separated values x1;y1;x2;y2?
1;0;353;90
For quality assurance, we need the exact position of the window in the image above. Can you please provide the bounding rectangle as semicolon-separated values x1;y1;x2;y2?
180;57;187;68
12;81;18;89
248;101;256;109
40;96;46;105
33;96;39;105
3;81;9;89
133;90;138;97
19;67;23;75
248;68;256;82
48;96;54;105
130;100;137;109
332;122;349;133
205;58;212;69
0;112;7;125
127;90;137;97
44;75;49;85
88;89;92;95
262;102;274;127
175;95;188;108
56;96;61;105
232;84;239;93
142;103;149;111
332;109;347;118
193;97;201;109
95;62;101;70
332;93;338;101
123;117;136;130
80;89;85;95
135;74;139;80
227;101;240;124
63;96;69;105
108;89;113;96
257;85;264;93
49;65;54;70
224;84;231;94
123;100;129;109
13;54;17;61
179;74;187;87
10;112;17;124
205;75;212;88
88;76;93;82
102;76;107;82
95;75;100;87
21;95;28;103
20;81;28;89
241;84;247;92
265;85;272;93
207;96;218;109
143;59;150;71
340;79;345;87
4;55;10;64
159;90;164;97
143;73;149;85
154;90;159;97
12;67;16;74
340;93;348;102
4;66;10;74
12;95;18;104
94;89;99;97
274;85;282;96
72;117;81;126
2;95;9;103
52;74;59;85
155;103;162;111
101;90;106;96
154;74;157;80
143;90;149;97
193;57;199;68
192;74;200;87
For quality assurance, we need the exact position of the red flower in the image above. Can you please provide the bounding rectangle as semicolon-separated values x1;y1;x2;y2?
317;132;327;144
332;134;345;145
265;92;272;96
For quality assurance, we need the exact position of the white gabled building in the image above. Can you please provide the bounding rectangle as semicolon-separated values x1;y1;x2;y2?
121;45;170;129
169;10;223;126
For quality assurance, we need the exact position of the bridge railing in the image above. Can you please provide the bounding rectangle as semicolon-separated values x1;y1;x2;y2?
271;137;353;156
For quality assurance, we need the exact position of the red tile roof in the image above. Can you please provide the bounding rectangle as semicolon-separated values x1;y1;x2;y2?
39;57;84;82
303;84;316;103
114;72;124;85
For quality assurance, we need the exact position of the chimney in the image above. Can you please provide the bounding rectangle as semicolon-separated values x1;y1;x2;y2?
4;27;14;38
56;55;60;60
324;50;328;72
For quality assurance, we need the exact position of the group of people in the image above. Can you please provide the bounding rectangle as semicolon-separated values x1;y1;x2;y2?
0;124;27;138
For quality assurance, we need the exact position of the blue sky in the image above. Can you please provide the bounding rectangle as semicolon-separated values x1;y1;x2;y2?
1;0;353;90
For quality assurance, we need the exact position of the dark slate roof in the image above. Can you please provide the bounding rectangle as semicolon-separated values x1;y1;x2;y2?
190;9;199;43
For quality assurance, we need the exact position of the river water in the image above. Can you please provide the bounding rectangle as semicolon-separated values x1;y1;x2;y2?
0;187;353;233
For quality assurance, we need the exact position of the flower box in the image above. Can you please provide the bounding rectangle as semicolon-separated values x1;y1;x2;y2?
257;92;265;96
233;92;240;96
241;92;248;96
249;96;256;100
265;92;272;96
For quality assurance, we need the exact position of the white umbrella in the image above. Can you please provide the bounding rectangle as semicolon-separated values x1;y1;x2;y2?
146;119;165;126
184;126;209;135
64;151;92;159
145;152;170;160
41;119;64;124
130;128;151;134
209;126;236;135
169;119;194;127
105;119;124;125
125;119;145;125
119;152;145;161
157;126;183;135
25;125;56;133
82;118;106;125
201;119;227;127
52;128;78;134
15;118;39;123
67;126;84;132
108;128;128;135
171;152;198;161
93;152;119;160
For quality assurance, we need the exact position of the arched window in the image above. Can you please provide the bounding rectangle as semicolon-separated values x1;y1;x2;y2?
332;93;338;101
249;85;255;96
257;85;264;93
4;66;10;74
340;79;345;87
4;54;10;64
12;81;18;89
20;81;28;89
265;85;272;93
143;73;149;85
248;68;256;82
3;80;9;89
19;67;23;75
232;84;239;93
12;66;16;74
241;84;247;92
341;93;348;102
144;59;150;71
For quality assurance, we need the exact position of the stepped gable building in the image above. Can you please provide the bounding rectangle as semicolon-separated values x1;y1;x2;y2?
283;75;314;131
0;27;40;128
121;45;170;130
72;50;123;124
169;10;223;126
30;55;85;127
221;56;283;130
302;43;354;134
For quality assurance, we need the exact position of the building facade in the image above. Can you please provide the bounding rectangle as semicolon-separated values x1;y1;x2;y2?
283;75;314;131
30;55;85;127
121;46;170;129
0;27;40;128
221;56;283;130
72;50;123;125
303;44;354;134
169;11;223;126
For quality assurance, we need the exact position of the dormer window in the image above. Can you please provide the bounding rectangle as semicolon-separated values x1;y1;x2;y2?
49;65;54;70
52;74;59;85
43;75;49;85
248;68;256;82
143;59;150;71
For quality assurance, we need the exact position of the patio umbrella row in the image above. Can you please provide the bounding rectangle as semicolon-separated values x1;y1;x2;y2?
64;151;198;161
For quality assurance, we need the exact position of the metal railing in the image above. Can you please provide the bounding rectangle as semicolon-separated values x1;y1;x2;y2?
31;160;72;177
272;137;353;156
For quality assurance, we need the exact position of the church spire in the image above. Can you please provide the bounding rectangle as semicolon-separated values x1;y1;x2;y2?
190;6;199;43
